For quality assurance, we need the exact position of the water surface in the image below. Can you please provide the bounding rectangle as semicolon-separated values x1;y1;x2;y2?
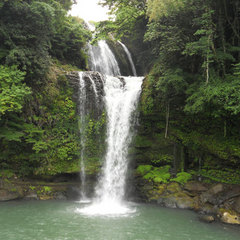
0;201;239;240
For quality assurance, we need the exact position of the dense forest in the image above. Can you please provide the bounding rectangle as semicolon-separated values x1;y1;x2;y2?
96;0;240;184
0;0;90;176
1;0;240;185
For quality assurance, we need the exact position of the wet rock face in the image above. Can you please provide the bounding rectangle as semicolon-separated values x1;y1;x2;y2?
0;189;22;201
67;71;105;119
184;182;208;192
0;180;23;201
200;184;224;204
233;197;240;213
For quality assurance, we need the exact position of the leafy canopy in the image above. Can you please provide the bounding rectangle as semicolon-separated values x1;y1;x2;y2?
0;65;31;117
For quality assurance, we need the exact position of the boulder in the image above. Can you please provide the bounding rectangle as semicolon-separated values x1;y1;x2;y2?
200;183;224;204
220;211;240;225
200;203;218;215
39;195;54;200
184;181;208;192
157;192;196;209
166;182;182;193
199;215;215;223
232;197;240;214
210;184;224;194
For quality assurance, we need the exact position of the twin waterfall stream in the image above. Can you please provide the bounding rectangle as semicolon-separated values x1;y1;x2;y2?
77;38;143;216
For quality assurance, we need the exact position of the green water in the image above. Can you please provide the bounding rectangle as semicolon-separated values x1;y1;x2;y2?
0;201;239;240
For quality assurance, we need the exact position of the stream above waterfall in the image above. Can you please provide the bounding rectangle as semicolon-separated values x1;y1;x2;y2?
0;201;239;240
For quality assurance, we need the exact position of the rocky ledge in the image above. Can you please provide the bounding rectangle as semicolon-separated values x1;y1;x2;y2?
0;176;95;202
135;180;240;225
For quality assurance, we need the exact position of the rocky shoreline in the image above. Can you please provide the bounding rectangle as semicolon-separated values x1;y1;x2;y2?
0;176;93;202
134;179;240;225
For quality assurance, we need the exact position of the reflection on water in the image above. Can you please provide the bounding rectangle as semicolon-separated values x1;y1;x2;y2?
0;201;239;240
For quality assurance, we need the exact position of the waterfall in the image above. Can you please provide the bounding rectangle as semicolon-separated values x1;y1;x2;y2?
95;75;143;206
86;21;121;76
77;74;143;216
118;41;137;76
88;40;121;76
77;22;143;215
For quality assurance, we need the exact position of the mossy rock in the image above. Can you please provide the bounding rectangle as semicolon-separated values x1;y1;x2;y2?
156;184;167;195
148;184;167;201
0;188;23;201
219;209;240;225
39;195;54;200
157;191;196;209
166;182;182;193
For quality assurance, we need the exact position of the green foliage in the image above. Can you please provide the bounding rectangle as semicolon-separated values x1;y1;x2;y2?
184;74;240;117
0;170;14;179
29;186;36;191
0;0;90;177
136;165;153;175
151;154;173;165
0;63;80;176
171;172;192;185
140;76;155;114
137;0;240;178
95;0;146;40
147;0;189;20
134;135;152;148
0;0;55;82
50;16;90;69
43;186;52;193
0;65;31;116
36;186;52;196
0;0;88;84
137;165;171;183
200;169;240;185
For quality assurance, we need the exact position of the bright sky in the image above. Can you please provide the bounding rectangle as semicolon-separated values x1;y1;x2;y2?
70;0;109;22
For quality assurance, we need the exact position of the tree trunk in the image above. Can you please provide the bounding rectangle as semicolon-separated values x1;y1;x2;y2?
165;101;170;138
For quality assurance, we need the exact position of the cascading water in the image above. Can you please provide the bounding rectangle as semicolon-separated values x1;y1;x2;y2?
77;23;143;215
78;74;143;216
86;21;121;76
88;40;121;76
118;41;137;76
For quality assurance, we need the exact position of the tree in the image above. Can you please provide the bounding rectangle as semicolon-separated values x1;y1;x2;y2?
0;0;55;83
